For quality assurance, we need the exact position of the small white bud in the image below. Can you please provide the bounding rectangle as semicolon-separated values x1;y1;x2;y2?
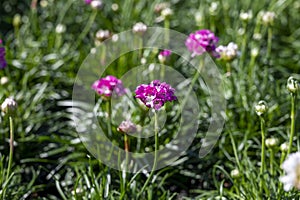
231;168;240;178
265;137;279;148
287;76;298;94
55;24;66;34
133;22;147;35
255;100;268;116
91;0;103;10
1;97;17;115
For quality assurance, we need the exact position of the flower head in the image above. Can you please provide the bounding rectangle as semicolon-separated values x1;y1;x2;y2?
255;100;268;116
132;22;147;35
185;29;219;57
117;120;137;134
1;97;17;115
0;40;7;69
261;11;276;26
287;76;298;94
216;42;238;62
92;75;126;99
158;49;171;63
135;80;177;110
280;152;300;191
91;0;103;10
84;0;92;4
265;137;279;148
239;10;253;22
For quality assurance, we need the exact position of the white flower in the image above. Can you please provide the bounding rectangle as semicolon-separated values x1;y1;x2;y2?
132;22;147;35
216;42;238;61
280;152;300;191
255;100;268;116
1;97;17;114
240;10;253;22
287;76;298;94
91;0;103;10
261;11;275;26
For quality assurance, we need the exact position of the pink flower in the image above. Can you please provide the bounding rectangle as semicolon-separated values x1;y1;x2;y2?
92;75;126;99
185;29;219;57
135;80;177;110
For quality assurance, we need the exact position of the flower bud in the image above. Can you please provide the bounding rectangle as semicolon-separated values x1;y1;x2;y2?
95;29;110;42
117;120;137;134
265;137;279;148
161;8;173;19
280;142;289;152
240;10;253;22
132;22;147;35
55;24;66;34
230;169;240;178
261;11;275;26
91;0;103;10
13;14;21;28
0;76;9;85
255;100;268;116
287;76;298;94
1;97;17;115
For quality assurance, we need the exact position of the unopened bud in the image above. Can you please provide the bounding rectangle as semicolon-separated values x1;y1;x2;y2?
1;97;17;115
255;100;268;116
287;76;298;94
265;137;279;148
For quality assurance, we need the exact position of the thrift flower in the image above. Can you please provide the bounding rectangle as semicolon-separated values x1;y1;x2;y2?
0;40;7;69
132;22;147;35
135;80;177;110
287;76;298;94
91;0;103;10
1;97;17;115
158;49;171;63
261;11;276;26
185;29;219;57
92;75;126;99
95;29;110;42
216;42;238;62
265;137;279;148
280;142;289;152
280;152;300;191
239;10;253;22
84;0;92;4
117;120;137;134
255;100;268;116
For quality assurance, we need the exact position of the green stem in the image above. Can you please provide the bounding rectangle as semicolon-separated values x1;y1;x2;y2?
270;149;274;176
120;134;129;200
3;116;14;199
288;94;296;155
175;58;204;120
259;116;266;195
6;116;14;181
266;27;273;59
106;100;112;137
138;111;158;197
73;10;97;50
228;131;241;170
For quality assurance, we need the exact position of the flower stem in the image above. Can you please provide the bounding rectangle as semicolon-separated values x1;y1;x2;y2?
270;149;274;176
3;116;14;199
266;27;272;59
259;116;266;195
287;94;296;155
6;116;14;181
138;111;158;197
106;100;112;137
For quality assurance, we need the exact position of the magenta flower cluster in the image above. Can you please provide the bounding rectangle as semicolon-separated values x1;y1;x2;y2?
159;49;171;57
92;75;126;98
185;29;219;58
135;80;177;110
0;40;7;69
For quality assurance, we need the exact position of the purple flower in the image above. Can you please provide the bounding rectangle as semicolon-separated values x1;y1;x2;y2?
0;42;7;69
159;49;171;57
117;120;137;134
135;80;177;110
158;49;171;63
92;75;126;99
185;29;219;57
84;0;92;4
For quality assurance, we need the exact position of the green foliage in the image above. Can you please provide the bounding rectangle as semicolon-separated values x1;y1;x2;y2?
0;0;300;199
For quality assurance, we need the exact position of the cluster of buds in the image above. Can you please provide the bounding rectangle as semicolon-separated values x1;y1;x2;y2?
287;76;298;95
84;0;103;10
132;22;147;35
261;11;276;26
216;42;239;62
255;100;268;116
1;97;17;116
